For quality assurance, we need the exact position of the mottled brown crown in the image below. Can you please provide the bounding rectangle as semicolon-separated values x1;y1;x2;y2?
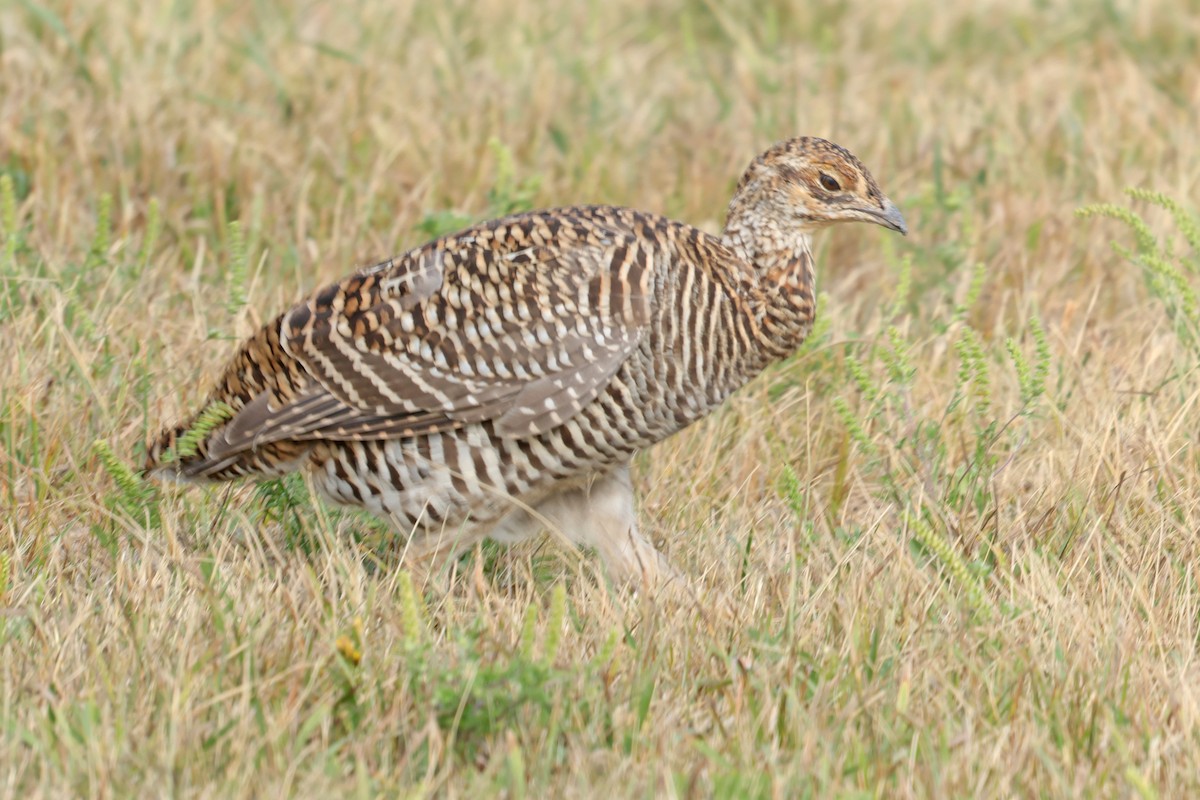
734;137;876;194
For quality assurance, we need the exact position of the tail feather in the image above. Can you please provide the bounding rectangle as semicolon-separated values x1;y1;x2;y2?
144;313;313;484
144;417;312;483
143;416;235;483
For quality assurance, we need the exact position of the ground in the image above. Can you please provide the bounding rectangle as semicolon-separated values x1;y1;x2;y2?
2;0;1199;796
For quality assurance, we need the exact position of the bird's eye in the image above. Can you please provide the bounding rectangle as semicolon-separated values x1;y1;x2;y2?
819;173;841;192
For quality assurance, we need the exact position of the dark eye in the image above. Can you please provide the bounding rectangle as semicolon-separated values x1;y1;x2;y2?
819;172;841;192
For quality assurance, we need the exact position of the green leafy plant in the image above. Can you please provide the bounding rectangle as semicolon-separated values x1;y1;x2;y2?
1078;189;1200;353
785;243;1056;614
92;440;160;532
352;579;611;763
164;401;235;462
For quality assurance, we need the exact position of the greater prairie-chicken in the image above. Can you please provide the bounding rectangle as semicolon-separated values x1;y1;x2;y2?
146;137;907;585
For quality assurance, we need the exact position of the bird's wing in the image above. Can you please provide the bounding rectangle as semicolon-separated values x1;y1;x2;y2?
206;209;658;461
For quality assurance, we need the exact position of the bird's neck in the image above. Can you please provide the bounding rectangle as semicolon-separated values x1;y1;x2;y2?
721;215;818;357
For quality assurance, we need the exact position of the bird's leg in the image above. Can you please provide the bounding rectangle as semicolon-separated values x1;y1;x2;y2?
396;523;480;590
398;504;544;589
397;468;684;592
534;466;682;590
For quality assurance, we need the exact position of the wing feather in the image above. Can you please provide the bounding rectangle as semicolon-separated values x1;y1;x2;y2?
211;208;658;459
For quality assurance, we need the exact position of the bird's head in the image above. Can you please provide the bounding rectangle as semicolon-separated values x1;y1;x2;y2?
723;137;906;265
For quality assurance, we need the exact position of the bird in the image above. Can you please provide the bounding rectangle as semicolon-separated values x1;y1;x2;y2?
145;136;907;586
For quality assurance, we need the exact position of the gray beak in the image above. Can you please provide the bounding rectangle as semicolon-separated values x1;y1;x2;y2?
868;198;908;236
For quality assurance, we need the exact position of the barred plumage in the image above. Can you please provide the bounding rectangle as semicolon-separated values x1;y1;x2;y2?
146;137;907;585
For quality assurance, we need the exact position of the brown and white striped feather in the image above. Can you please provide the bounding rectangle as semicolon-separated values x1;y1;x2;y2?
201;208;659;472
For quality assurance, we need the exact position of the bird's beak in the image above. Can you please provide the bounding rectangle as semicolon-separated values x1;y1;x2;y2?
864;198;908;236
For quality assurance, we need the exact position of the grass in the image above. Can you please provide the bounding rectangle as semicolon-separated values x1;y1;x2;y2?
3;0;1200;795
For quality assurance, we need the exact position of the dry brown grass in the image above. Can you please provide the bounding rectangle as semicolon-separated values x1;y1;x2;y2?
3;0;1200;796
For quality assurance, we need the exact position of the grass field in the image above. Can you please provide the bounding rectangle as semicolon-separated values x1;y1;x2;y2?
3;0;1200;796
